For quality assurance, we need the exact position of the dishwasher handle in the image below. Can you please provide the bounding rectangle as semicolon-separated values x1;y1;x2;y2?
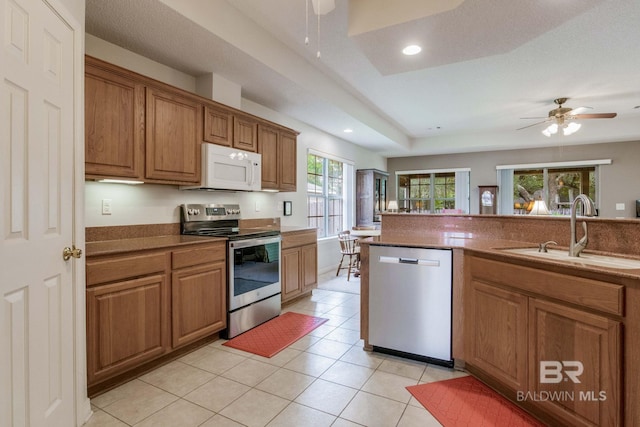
378;255;440;267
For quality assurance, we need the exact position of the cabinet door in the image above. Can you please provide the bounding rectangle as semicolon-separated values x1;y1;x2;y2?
85;62;144;179
86;274;169;385
528;298;621;427
257;124;279;190
301;244;317;292
467;280;528;392
279;131;297;192
233;115;258;152
146;87;202;183
356;170;374;225
281;247;302;303
203;104;233;147
172;261;226;348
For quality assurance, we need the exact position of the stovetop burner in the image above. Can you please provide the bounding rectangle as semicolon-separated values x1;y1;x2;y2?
180;203;280;241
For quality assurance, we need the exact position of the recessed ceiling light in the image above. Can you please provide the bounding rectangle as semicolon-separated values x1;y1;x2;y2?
343;128;353;133
402;45;422;55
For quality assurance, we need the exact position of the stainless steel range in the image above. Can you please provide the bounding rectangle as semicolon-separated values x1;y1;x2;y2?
181;203;281;338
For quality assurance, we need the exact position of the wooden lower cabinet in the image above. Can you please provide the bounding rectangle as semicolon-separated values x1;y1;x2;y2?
301;244;318;293
281;229;317;304
86;273;170;386
172;254;226;348
86;242;227;390
529;298;621;427
282;247;303;301
465;254;622;426
466;280;528;392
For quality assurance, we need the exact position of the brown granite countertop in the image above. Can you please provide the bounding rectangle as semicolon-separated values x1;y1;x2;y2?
360;232;640;280
86;235;227;257
280;226;317;234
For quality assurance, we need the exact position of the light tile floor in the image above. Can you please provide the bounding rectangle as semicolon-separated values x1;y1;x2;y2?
85;273;467;427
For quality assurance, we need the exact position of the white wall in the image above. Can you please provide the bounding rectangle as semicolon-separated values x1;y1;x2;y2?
84;36;386;273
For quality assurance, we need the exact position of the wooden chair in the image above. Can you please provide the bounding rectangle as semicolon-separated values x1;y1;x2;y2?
336;230;360;281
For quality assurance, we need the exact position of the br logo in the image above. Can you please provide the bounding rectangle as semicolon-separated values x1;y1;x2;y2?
540;361;583;384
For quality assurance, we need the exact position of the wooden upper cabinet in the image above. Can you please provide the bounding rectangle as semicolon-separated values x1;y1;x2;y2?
279;130;297;192
258;125;279;190
146;87;202;183
85;59;145;179
233;114;258;152
203;103;233;147
257;124;298;192
84;57;298;185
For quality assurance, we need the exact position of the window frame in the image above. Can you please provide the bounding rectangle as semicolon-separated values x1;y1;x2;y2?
306;150;354;238
395;168;470;214
496;159;611;215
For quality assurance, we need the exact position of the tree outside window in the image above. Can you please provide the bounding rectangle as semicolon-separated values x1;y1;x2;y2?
513;167;596;215
398;172;456;213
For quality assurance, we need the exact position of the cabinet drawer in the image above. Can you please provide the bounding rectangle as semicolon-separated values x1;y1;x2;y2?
86;252;167;286
470;256;624;316
172;244;226;269
282;230;317;249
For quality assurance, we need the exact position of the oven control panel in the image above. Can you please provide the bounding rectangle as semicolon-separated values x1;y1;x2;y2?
181;203;241;221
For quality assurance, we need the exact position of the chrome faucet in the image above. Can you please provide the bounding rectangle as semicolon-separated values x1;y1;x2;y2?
569;194;595;257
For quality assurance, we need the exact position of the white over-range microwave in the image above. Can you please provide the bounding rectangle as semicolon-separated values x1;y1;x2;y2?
181;143;262;191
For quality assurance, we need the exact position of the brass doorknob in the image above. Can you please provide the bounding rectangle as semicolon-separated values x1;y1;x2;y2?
62;246;82;261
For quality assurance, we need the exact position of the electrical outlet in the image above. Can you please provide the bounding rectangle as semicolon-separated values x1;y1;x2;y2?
616;203;625;211
255;201;260;212
102;199;112;215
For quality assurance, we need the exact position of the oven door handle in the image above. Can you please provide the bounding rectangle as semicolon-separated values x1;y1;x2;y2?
229;235;282;249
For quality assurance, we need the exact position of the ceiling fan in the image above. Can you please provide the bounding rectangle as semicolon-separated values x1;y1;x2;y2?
517;97;617;136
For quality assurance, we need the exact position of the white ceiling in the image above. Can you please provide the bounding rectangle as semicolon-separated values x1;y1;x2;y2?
85;0;640;157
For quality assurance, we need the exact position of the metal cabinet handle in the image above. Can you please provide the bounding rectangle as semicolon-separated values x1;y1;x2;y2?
378;255;440;267
62;246;82;261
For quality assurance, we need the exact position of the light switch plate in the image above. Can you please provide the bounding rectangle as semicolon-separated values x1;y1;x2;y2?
616;203;625;211
102;199;112;215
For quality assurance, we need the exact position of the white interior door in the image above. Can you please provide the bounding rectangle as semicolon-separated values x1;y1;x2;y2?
1;0;78;425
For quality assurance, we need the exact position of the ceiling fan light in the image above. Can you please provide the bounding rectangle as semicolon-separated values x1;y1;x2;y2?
542;128;552;137
563;122;581;136
548;123;558;134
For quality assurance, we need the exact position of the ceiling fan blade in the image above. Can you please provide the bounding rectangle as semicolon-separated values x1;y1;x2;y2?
516;120;548;130
519;116;547;120
572;113;617;119
567;106;592;115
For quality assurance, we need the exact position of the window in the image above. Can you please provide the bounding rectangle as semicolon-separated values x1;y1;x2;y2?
396;169;470;213
513;167;595;214
307;152;353;238
497;159;610;215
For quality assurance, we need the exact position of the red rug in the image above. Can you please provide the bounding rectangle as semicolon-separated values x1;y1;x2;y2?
223;312;328;357
406;376;546;427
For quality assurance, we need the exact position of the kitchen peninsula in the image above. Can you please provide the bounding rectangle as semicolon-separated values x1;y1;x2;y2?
359;213;640;427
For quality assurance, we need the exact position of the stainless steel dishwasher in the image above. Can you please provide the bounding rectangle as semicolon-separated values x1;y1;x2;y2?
368;245;453;367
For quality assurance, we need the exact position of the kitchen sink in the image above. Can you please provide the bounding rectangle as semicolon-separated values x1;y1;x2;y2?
501;247;640;270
